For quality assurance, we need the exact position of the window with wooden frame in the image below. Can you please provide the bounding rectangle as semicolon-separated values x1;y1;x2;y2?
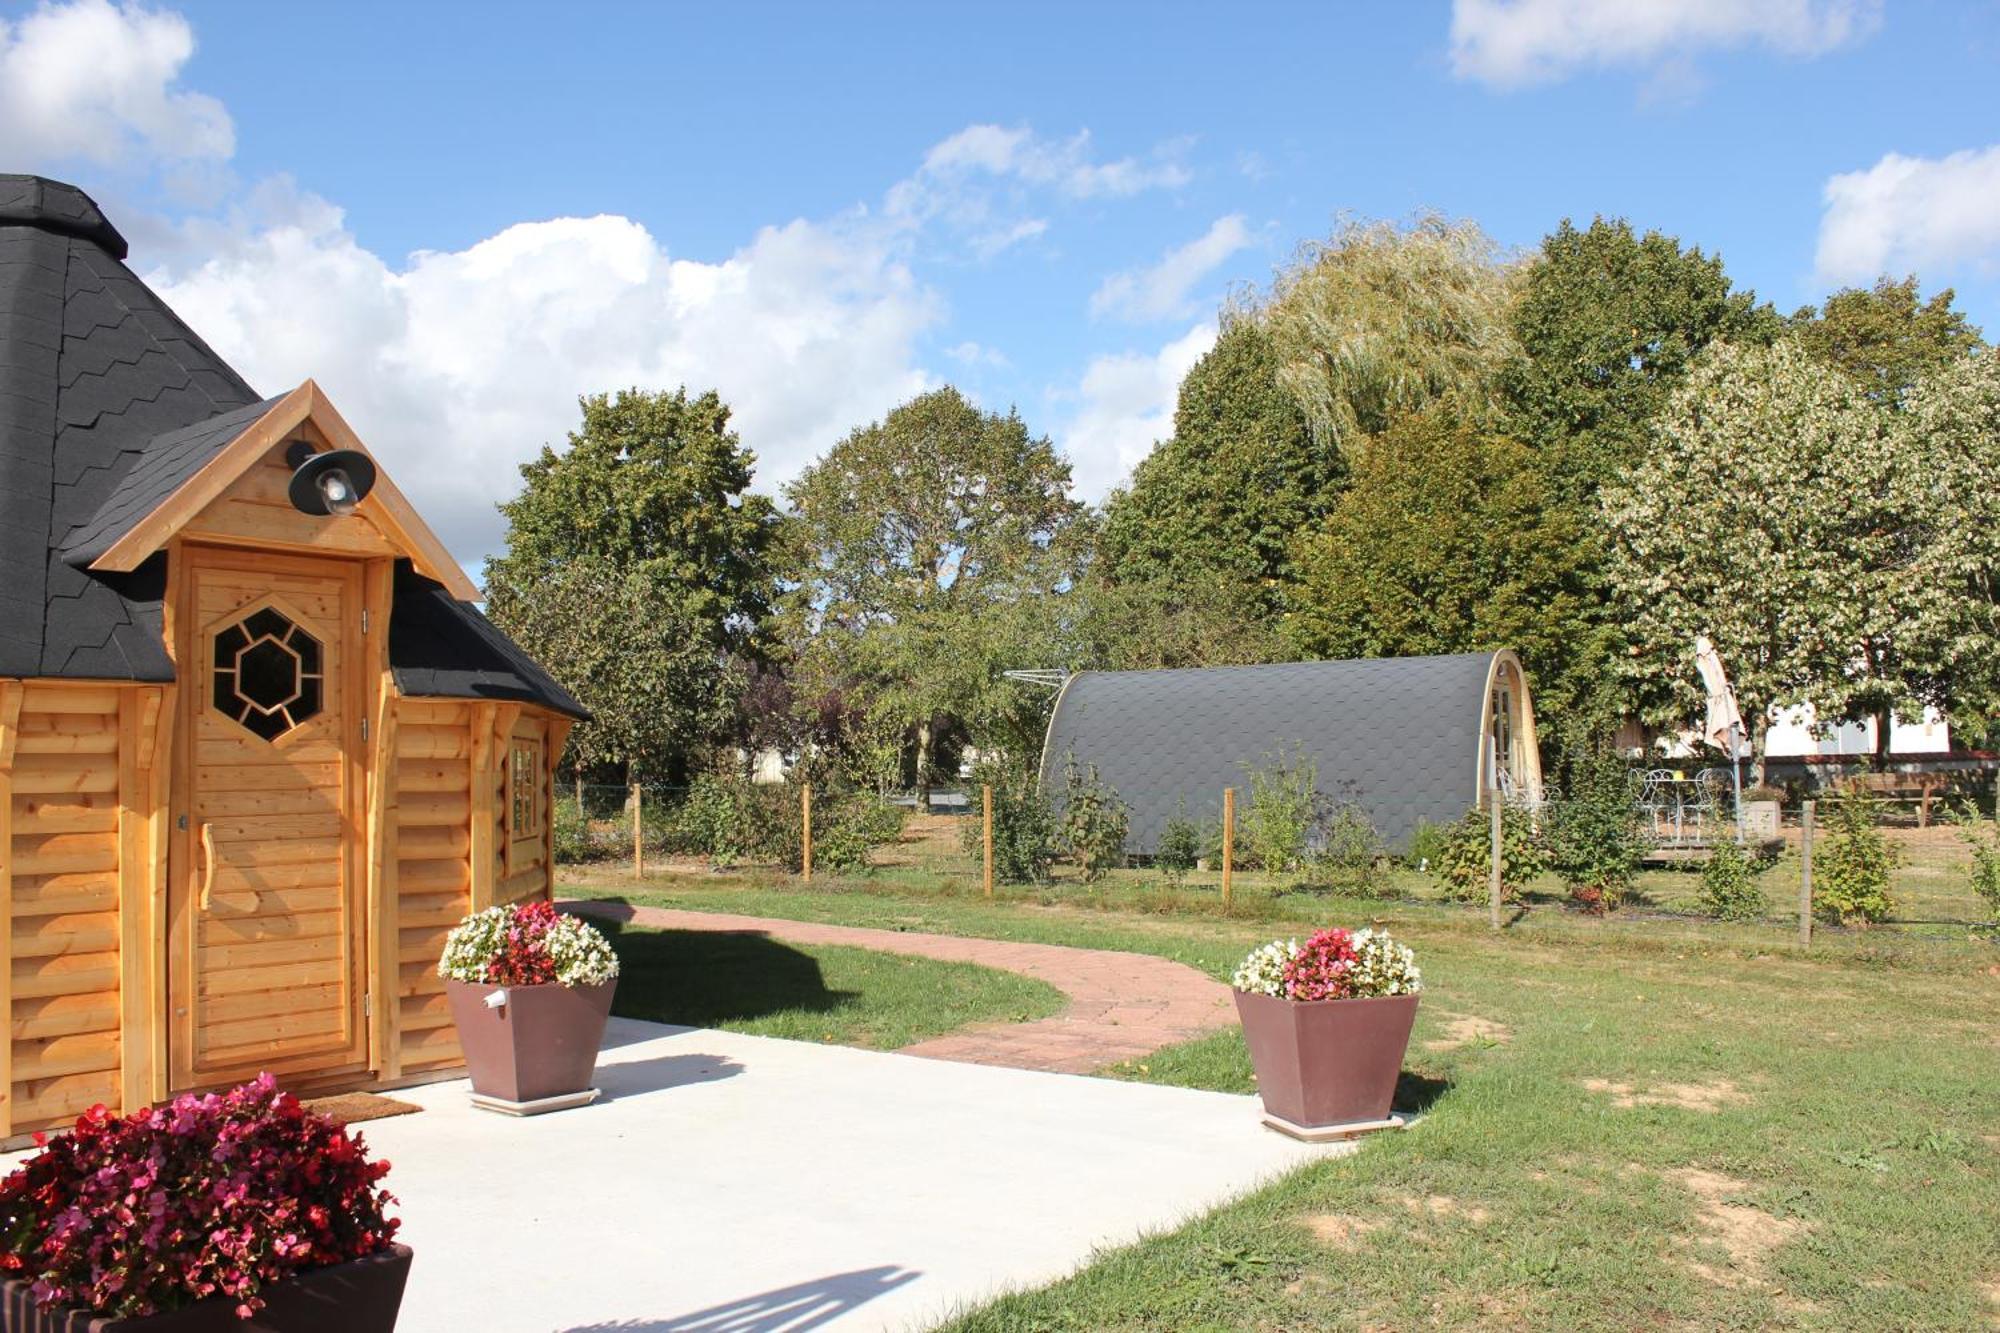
508;739;544;840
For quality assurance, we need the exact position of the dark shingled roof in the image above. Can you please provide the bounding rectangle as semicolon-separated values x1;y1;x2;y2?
1039;654;1501;856
389;563;586;716
0;174;583;718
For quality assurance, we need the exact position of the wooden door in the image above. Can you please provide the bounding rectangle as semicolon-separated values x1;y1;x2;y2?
170;548;368;1090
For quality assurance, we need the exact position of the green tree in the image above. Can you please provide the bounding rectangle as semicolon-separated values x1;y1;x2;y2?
1602;339;1936;778
783;387;1087;796
1091;318;1334;659
1258;213;1519;460
1281;410;1612;733
1504;217;1780;498
485;387;780;781
1791;275;1985;407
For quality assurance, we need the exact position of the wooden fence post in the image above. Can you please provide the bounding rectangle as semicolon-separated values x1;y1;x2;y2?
982;783;994;898
802;782;813;882
1222;786;1236;913
1488;732;1504;928
631;781;643;880
1798;798;1814;949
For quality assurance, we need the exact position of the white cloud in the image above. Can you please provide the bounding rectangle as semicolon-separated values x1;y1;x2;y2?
1056;322;1217;501
1816;145;2000;284
0;0;232;167
1448;0;1879;89
151;181;939;571
1091;215;1254;323
885;124;1192;256
945;341;1011;369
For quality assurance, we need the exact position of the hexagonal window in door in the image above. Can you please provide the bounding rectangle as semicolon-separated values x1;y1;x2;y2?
212;606;324;741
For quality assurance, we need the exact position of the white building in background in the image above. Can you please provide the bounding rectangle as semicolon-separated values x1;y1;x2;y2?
1763;702;1951;758
1631;702;1954;762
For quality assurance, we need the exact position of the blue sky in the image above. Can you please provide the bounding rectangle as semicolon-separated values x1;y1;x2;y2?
5;0;1999;573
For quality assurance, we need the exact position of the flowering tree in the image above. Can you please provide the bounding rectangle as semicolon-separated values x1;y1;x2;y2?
1602;338;1968;777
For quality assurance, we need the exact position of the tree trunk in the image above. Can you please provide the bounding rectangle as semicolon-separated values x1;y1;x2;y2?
574;770;584;808
1872;706;1894;771
1749;712;1768;789
915;718;934;807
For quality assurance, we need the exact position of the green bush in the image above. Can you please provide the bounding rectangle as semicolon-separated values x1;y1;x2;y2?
1436;803;1547;903
1056;756;1129;882
1699;839;1767;921
1404;818;1449;872
1953;801;2000;925
1299;803;1383;894
1155;801;1202;880
552;795;595;864
1541;751;1648;911
1240;747;1323;874
1816;787;1897;925
962;759;1056;883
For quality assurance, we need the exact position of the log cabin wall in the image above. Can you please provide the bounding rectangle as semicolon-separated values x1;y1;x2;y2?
390;698;474;1078
1;681;169;1140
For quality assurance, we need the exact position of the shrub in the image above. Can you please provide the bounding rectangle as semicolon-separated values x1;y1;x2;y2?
439;900;620;987
1404;818;1449;872
1057;756;1129;882
1816;787;1897;925
0;1075;398;1320
1231;927;1420;999
1155;801;1202;884
1541;751;1648;911
1742;784;1786;805
962;758;1056;883
1699;839;1767;921
1300;804;1384;894
1436;803;1546;902
1955;801;2000;925
1240;747;1323;874
552;794;594;864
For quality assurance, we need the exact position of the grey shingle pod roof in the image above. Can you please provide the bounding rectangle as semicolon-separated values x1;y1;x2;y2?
1039;653;1504;856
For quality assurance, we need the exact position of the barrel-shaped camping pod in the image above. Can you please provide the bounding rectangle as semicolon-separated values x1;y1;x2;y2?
1038;652;1541;857
0;176;586;1145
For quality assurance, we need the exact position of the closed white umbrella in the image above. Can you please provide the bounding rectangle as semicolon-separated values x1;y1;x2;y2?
1693;635;1745;841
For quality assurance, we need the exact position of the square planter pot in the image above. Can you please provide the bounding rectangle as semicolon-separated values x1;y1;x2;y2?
2;1244;412;1333
1740;799;1781;841
1234;990;1418;1129
445;977;616;1107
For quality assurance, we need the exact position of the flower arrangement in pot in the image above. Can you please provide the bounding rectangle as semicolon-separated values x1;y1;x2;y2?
1231;927;1422;1140
0;1074;409;1333
438;900;621;1115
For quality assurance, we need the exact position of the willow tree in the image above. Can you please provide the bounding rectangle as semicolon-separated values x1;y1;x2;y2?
1602;339;1935;777
782;387;1087;795
1258;213;1519;461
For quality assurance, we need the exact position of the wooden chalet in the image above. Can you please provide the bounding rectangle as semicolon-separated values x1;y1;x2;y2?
0;176;587;1145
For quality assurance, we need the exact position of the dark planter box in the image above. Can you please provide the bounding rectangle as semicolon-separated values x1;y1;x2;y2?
3;1244;412;1333
1234;990;1419;1128
445;977;615;1105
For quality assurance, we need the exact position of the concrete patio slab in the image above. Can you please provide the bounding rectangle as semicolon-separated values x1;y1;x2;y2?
359;1018;1348;1331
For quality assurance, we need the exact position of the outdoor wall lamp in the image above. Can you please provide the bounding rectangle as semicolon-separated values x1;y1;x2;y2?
285;440;377;517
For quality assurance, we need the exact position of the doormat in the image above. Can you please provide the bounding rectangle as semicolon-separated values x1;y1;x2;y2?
302;1092;423;1127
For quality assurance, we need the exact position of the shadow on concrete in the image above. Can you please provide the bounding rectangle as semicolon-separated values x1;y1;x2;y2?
595;1052;743;1103
557;1264;922;1332
586;915;861;1030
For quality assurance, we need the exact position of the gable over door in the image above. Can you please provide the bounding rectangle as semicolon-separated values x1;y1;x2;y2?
169;547;368;1091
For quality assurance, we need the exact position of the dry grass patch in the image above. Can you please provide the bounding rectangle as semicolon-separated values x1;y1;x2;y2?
1300;1213;1384;1251
1582;1077;1750;1113
1665;1167;1808;1290
1394;1193;1493;1225
1425;1012;1512;1052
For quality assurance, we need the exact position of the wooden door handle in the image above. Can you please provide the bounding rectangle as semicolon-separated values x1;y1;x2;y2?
198;822;217;910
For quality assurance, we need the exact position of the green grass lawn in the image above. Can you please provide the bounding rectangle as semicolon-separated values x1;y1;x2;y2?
568;870;2000;1331
595;918;1063;1050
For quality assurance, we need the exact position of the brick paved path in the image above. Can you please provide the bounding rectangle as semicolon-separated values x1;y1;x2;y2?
562;900;1235;1075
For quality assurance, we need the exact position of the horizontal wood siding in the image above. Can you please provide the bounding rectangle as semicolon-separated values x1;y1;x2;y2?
6;684;126;1135
391;699;470;1071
